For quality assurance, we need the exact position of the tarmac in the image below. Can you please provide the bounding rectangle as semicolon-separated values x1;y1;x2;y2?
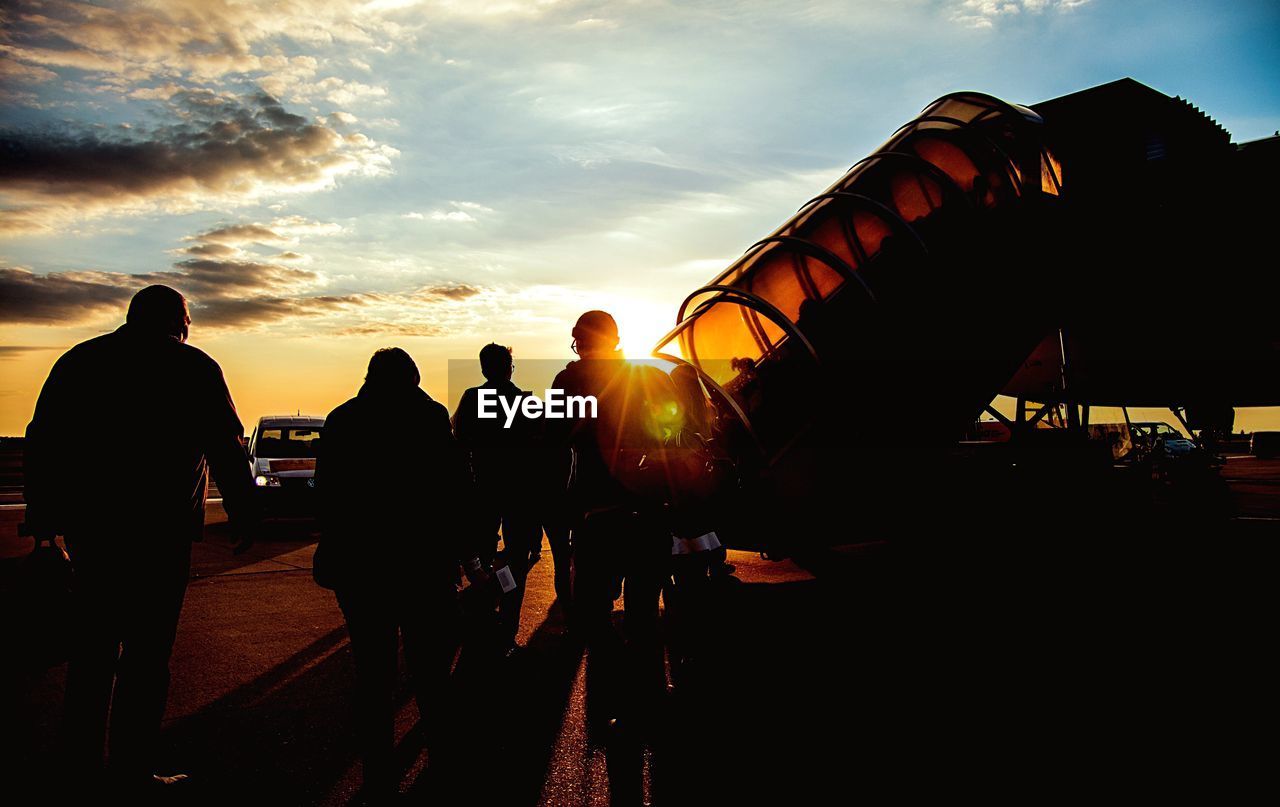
1;455;1276;803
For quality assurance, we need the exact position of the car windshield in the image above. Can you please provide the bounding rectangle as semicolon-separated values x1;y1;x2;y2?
255;427;321;458
1131;423;1182;440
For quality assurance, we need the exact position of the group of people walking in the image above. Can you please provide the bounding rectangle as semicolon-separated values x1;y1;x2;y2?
23;284;728;802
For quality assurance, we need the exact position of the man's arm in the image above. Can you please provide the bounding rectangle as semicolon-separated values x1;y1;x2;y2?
451;388;474;439
451;387;479;475
200;360;259;535
427;400;490;578
313;404;353;576
23;352;75;539
544;369;575;452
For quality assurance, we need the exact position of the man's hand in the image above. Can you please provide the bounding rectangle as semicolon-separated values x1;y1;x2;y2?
462;556;492;588
460;558;499;614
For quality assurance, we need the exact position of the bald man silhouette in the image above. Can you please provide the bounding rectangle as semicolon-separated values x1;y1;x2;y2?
24;284;257;793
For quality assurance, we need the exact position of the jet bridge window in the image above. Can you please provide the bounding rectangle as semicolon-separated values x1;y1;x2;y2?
677;299;778;387
1040;150;1063;195
737;244;845;325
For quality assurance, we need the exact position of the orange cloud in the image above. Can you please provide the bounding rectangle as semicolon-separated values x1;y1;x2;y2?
334;322;449;337
189;223;292;246
0;0;416;84
415;284;484;301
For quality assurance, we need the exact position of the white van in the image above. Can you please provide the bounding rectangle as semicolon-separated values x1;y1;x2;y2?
247;415;324;513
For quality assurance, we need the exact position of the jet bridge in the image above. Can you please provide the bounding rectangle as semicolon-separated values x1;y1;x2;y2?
651;79;1279;550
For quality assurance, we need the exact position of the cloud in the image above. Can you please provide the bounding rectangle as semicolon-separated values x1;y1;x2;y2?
430;210;476;222
452;200;494;212
950;0;1092;28
167;258;319;299
0;207;334;327
0;345;63;360
0;56;57;84
180;243;239;257
184;216;342;246
322;283;491;337
0;260;337;329
264;215;346;238
570;18;618;31
283;76;389;106
193;294;368;327
190;223;290;246
402;200;492;223
0;0;416;85
0;55;55;104
0;265;139;324
415;284;483;301
0;0;607;113
188;282;487;330
403;210;476;221
0;254;324;325
170;215;340;269
0;91;395;235
335;322;448;337
0;207;52;237
254;55;322;102
1;247;489;334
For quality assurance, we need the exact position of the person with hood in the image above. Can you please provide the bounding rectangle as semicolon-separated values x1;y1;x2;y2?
23;284;258;793
313;347;487;801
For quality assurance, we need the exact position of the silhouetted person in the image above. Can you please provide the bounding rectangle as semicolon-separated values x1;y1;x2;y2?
667;365;733;555
663;364;730;689
541;456;574;603
23;284;258;793
548;311;678;734
451;343;542;653
314;347;487;802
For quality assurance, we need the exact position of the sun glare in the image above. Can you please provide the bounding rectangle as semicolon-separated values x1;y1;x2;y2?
608;297;680;360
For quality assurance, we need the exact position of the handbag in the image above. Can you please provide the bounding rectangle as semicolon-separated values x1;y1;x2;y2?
15;530;74;668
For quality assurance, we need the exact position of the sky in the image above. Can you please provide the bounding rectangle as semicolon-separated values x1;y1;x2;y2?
2;0;1278;435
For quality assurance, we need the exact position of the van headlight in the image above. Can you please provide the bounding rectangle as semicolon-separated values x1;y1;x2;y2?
255;475;281;487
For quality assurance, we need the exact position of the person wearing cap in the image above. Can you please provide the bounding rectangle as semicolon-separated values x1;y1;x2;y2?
313;347;490;801
547;311;678;732
23;284;259;793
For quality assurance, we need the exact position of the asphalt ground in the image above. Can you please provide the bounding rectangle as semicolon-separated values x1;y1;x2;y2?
2;498;880;805
1;457;1276;804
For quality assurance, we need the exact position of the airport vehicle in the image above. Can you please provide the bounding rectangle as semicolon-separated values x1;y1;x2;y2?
247;415;324;513
1128;422;1198;459
1088;421;1199;463
649;78;1279;552
1252;432;1280;460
